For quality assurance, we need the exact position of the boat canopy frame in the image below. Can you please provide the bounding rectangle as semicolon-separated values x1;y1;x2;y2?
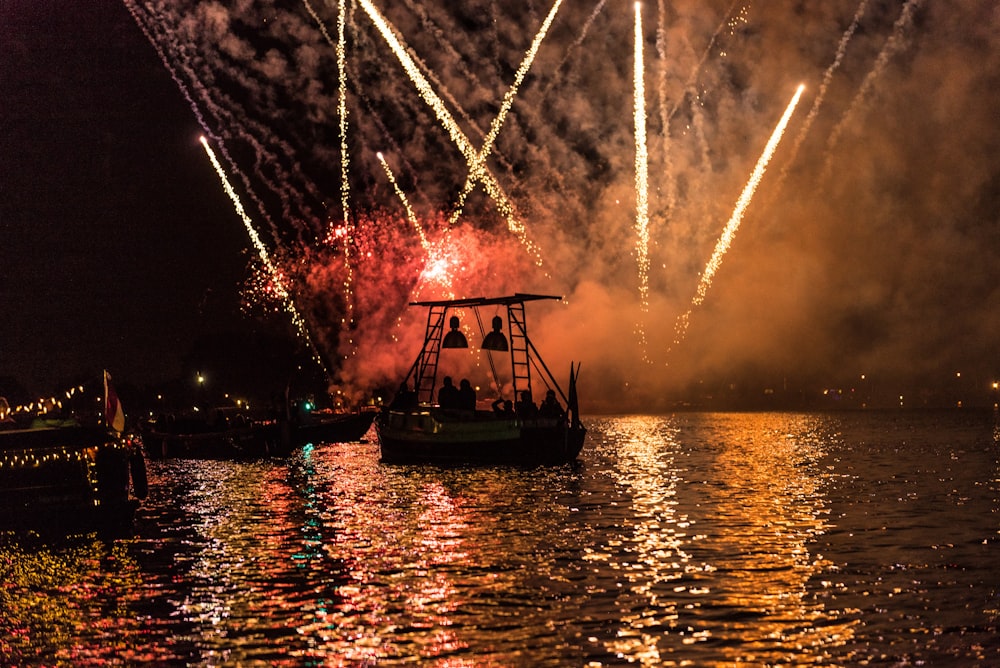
402;294;568;408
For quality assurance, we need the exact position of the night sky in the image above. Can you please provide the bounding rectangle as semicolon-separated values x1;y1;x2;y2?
2;2;250;394
2;1;999;410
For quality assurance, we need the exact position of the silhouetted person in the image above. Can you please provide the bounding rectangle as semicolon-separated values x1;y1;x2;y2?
492;398;514;417
458;378;476;411
438;376;460;409
516;390;537;418
538;389;565;419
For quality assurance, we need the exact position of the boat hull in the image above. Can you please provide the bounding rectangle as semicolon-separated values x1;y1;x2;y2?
287;411;376;447
376;409;585;465
143;411;377;459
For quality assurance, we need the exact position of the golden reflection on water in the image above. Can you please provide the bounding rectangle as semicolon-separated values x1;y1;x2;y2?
594;413;855;665
0;532;146;663
698;414;856;663
6;414;993;664
593;416;691;665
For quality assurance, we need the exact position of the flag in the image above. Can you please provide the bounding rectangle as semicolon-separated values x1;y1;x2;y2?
104;370;126;432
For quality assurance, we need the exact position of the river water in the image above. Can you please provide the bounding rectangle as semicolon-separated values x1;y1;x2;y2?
2;410;998;666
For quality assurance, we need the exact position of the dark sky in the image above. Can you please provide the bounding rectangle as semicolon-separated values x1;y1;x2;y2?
3;1;999;409
1;1;250;393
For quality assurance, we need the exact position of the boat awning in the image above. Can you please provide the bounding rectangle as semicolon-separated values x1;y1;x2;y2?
409;293;562;308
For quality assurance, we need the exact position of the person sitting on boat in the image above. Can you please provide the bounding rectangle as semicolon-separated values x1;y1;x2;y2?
458;379;476;411
492;397;514;417
516;390;538;418
437;376;460;409
538;389;565;419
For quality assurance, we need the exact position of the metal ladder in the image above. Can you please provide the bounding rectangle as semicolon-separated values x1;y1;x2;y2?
414;305;446;404
507;302;532;400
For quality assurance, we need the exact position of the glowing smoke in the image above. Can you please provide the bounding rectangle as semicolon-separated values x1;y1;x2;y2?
123;1;995;410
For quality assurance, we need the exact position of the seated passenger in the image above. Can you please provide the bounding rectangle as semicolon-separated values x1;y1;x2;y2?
515;390;538;418
437;376;460;409
538;389;565;419
492;398;514;417
458;378;476;411
390;381;416;409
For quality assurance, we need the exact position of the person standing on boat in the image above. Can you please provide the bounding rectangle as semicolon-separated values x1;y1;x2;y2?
458;379;476;411
438;376;460;409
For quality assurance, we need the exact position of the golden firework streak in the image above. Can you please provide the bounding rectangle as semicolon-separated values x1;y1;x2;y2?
634;2;651;356
673;84;806;346
358;0;545;266
448;0;563;224
199;136;330;376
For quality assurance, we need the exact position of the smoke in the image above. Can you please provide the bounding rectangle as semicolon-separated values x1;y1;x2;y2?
127;0;1000;409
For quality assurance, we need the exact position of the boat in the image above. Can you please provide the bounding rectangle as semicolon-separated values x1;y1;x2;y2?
142;406;376;459
140;408;270;459
0;419;148;520
375;293;586;465
286;408;376;446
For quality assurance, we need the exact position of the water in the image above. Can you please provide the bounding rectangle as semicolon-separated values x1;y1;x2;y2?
2;411;998;666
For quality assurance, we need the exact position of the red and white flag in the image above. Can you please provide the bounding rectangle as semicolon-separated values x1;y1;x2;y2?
104;370;126;432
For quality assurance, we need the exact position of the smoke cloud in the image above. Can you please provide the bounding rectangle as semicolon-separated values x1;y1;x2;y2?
126;0;1000;410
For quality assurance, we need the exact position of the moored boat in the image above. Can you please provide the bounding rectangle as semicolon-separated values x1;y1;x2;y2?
0;421;147;520
286;409;376;447
141;408;270;460
376;294;586;465
142;406;377;459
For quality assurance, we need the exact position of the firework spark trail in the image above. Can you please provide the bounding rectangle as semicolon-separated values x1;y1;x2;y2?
302;3;431;213
541;0;608;100
133;1;320;251
335;0;358;345
654;0;676;214
633;2;651;356
357;0;545;267
165;1;329;244
671;84;806;349
397;0;495;148
448;0;564;225
353;0;494;160
377;152;430;253
199;136;330;378
666;0;742;122
401;0;489;105
777;0;869;189
129;1;297;249
123;1;212;141
300;0;349;224
821;0;925;183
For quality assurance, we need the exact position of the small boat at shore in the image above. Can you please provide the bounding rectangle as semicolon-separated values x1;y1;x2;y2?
0;420;147;520
376;293;586;465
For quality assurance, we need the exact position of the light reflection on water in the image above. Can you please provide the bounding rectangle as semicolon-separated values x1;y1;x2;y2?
1;412;997;665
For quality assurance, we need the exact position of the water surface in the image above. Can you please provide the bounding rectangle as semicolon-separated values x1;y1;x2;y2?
2;411;997;665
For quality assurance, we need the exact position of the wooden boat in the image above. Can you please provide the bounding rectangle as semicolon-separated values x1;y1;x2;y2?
0;420;147;519
376;294;586;465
